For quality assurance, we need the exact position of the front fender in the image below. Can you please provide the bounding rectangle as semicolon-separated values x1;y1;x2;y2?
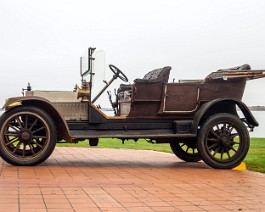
3;96;72;142
192;98;259;134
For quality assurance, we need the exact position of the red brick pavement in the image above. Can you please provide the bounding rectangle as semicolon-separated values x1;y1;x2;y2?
0;147;264;211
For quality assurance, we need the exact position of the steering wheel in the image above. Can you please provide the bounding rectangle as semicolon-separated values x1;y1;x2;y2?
109;64;128;82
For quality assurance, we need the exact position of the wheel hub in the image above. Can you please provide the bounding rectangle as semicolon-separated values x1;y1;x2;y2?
19;130;32;143
219;135;231;147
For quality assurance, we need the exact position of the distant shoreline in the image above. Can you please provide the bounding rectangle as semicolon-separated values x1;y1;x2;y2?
248;106;265;111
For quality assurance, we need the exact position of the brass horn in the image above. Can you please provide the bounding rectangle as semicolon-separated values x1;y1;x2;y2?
75;81;90;103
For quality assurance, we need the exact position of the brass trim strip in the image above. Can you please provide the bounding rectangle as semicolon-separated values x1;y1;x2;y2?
6;101;22;109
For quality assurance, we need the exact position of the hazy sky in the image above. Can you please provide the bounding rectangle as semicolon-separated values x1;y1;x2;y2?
1;0;265;107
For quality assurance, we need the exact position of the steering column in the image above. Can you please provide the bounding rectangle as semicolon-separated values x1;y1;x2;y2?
92;64;128;103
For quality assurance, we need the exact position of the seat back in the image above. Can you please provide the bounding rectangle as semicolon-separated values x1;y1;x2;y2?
134;66;171;83
128;66;171;117
217;64;251;71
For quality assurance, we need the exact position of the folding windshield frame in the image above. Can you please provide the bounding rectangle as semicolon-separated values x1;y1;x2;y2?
80;47;96;81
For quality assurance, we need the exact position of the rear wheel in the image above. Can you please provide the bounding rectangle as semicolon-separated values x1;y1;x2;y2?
198;113;249;169
0;106;57;166
170;138;201;162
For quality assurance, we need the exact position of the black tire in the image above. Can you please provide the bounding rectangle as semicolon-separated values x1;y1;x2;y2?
0;106;57;166
170;138;201;162
198;113;249;169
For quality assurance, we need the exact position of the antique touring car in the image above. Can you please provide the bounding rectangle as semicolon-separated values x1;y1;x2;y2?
1;47;265;168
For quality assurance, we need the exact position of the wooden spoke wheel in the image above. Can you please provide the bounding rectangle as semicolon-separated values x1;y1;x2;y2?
198;113;249;169
0;106;56;166
170;138;201;162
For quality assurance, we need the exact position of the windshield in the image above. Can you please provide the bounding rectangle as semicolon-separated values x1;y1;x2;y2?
92;51;106;85
80;49;109;105
80;49;106;83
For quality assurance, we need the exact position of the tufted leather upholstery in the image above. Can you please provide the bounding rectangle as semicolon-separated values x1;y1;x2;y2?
134;66;171;83
217;64;251;71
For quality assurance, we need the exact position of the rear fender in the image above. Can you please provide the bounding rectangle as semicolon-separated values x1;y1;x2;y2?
3;96;72;142
192;98;258;134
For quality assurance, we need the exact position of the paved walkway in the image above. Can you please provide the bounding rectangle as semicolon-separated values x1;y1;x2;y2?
0;147;264;212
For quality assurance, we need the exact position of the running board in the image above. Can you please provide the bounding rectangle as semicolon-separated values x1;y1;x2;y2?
70;129;196;139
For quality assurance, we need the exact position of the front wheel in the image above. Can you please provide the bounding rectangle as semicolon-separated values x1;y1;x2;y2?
198;113;249;169
0;106;57;166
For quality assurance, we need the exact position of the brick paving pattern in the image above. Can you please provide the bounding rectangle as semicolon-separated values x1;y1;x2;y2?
0;147;264;211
